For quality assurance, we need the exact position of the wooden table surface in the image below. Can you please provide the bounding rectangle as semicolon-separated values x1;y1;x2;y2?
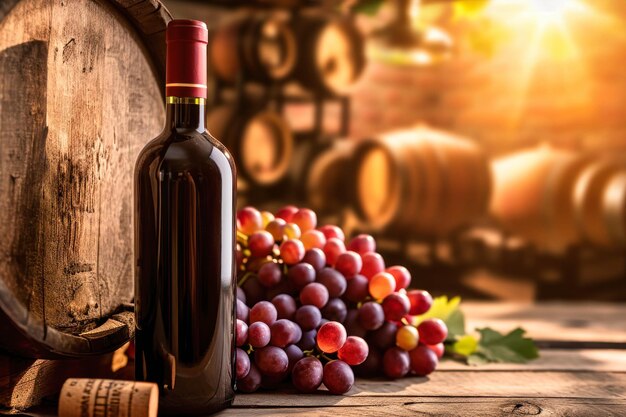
9;302;626;416
218;302;626;417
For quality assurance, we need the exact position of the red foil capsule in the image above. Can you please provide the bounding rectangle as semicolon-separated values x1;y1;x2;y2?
166;19;208;99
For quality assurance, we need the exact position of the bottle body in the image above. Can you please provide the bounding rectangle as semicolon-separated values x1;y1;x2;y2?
134;105;236;415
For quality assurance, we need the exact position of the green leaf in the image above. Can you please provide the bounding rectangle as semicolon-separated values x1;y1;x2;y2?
351;0;385;16
414;295;466;339
467;352;490;366
475;327;539;364
452;335;479;357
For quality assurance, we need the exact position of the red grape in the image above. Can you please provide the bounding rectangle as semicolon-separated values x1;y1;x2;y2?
321;298;348;323
250;301;278;325
271;294;297;320
409;345;438;376
301;229;326;250
258;262;282;288
316;267;347;298
343;274;369;303
323;360;354;394
425;342;445;359
275;205;299;222
237;363;261;393
293;208;317;232
382;292;410;321
265;218;286;241
237;207;262;235
361;252;385;279
236;347;250;379
383;347;410;379
236;319;248;347
248;230;274;258
318;225;345;241
337;336;369;365
358;301;385;331
254;346;289;377
292;357;323;393
280;239;305;265
300;282;329;309
407;290;433;315
248;321;271;348
317;321;347;353
323;238;346;266
369;272;396;300
237;299;250;323
334;251;362;278
302;248;326;271
295;305;322;331
287;262;315;290
347;234;376;255
386;265;411;290
417;318;448;345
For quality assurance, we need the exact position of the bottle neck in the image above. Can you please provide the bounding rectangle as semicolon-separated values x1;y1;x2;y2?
165;97;205;132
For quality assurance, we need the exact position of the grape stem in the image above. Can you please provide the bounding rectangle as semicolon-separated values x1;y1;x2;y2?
237;230;249;244
237;272;255;287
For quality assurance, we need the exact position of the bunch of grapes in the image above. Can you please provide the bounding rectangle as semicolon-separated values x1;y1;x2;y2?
234;205;448;395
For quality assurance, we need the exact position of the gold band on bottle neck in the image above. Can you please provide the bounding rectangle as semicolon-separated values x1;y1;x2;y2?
166;97;206;105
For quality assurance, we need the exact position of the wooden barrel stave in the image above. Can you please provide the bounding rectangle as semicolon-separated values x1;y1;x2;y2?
0;0;169;358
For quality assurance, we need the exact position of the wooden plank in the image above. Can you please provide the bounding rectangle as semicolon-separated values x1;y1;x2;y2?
437;349;626;372
219;398;626;416
463;302;626;344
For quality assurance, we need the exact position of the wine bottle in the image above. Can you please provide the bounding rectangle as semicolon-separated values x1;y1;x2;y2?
134;19;236;416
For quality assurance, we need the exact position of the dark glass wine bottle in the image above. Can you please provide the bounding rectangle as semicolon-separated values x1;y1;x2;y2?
134;19;236;416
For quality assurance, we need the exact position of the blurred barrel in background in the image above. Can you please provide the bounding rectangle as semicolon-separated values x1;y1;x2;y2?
291;13;366;96
209;13;297;83
0;0;169;357
207;104;294;186
602;172;626;247
351;127;491;237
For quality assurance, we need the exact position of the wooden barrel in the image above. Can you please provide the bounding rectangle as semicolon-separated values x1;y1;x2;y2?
490;145;592;253
573;159;626;248
351;126;491;237
0;0;170;358
306;140;355;214
207;104;293;186
291;14;366;96
209;13;296;83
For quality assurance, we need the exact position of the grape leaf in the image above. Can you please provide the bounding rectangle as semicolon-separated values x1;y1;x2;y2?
470;327;539;364
452;334;479;357
351;0;385;16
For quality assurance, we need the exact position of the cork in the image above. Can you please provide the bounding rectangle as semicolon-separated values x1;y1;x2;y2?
58;378;158;417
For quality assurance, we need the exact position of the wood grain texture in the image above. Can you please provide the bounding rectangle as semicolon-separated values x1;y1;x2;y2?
0;0;167;358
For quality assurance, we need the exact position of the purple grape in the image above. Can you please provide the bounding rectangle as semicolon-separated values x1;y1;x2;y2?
237;299;250;323
297;329;317;351
254;346;289;377
258;262;282;288
248;321;271;348
272;294;297;320
322;298;348;323
237;287;246;303
291;357;323;393
300;282;329;308
367;321;398;351
322;360;354;394
270;319;301;348
358;301;384;331
285;344;304;373
302;248;326;271
354;348;382;377
236;319;248;347
383;347;410;379
236;347;250;379
316;267;347;298
242;277;265;306
343;274;369;303
295;305;322;331
344;309;367;338
250;301;278;325
287;263;316;290
237;363;261;393
409;345;439;376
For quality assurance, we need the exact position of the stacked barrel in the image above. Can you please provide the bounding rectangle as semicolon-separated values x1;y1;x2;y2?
206;10;366;192
490;144;626;253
